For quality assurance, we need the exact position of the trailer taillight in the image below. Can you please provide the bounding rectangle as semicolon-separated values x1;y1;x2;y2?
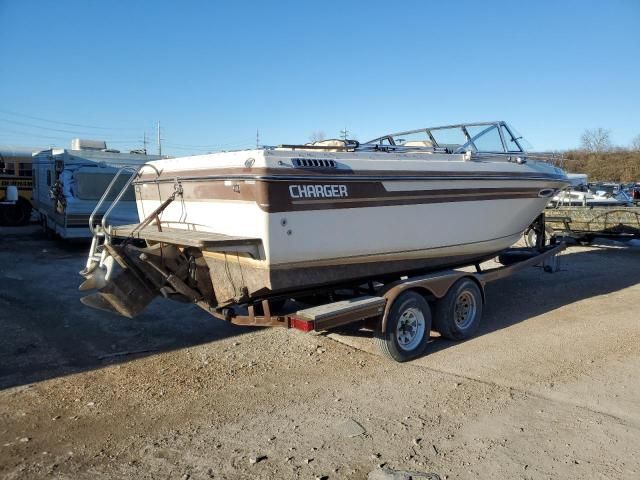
290;317;314;332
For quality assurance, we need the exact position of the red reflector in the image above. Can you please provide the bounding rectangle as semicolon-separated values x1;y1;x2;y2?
290;317;314;332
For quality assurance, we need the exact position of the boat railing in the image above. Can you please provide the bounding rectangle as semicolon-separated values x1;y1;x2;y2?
275;142;564;166
88;167;136;235
82;164;161;281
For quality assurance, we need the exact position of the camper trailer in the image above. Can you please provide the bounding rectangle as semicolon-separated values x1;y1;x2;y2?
33;139;161;239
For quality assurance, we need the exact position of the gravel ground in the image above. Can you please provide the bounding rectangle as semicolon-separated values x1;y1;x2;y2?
0;225;639;479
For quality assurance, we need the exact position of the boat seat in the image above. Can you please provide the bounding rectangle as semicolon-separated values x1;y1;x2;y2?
309;139;346;147
403;140;433;148
298;139;347;152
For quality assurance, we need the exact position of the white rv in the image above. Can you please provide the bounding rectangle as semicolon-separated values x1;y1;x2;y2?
32;139;162;239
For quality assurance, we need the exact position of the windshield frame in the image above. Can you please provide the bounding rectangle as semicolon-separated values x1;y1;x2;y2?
365;121;526;153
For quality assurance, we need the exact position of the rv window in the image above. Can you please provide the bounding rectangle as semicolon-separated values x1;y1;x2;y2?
73;172;136;201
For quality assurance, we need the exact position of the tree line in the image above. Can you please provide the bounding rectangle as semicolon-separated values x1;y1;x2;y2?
561;128;640;182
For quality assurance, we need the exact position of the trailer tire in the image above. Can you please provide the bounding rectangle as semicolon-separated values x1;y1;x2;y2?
433;278;483;341
0;197;32;226
375;291;431;362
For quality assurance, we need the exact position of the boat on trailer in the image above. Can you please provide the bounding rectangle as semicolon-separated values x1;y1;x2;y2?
79;121;568;359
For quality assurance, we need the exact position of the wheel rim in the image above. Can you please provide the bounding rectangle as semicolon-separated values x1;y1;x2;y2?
526;229;538;247
454;291;477;330
395;307;426;351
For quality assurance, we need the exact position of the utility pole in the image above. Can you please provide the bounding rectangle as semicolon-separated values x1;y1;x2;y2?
156;121;162;156
256;129;260;149
143;131;147;153
340;127;349;141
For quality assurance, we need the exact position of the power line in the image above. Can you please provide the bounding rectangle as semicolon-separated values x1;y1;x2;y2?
0;116;146;138
0;128;145;149
162;137;254;149
0;117;103;135
0;108;143;131
0;118;253;154
0;127;142;142
168;140;253;148
163;142;253;152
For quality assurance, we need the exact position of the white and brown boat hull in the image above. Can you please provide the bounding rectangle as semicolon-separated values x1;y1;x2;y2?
130;156;566;304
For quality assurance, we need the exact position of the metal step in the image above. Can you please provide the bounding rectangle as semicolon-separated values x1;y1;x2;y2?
294;296;386;330
109;224;262;249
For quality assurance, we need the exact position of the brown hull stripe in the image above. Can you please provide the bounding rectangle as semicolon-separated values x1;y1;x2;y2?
290;190;538;210
137;180;561;213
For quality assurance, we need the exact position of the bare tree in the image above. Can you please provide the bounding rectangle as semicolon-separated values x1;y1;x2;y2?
308;131;326;143
580;128;612;153
632;134;640;151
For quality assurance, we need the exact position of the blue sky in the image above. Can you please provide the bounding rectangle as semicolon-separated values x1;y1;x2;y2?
0;0;638;155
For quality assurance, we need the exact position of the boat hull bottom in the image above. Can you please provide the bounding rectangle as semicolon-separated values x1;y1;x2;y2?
203;235;521;305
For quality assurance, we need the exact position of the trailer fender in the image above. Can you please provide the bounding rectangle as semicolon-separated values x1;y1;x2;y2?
379;273;485;334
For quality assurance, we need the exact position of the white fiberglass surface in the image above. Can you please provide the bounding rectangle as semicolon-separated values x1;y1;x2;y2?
136;198;269;252
265;197;549;264
138;196;547;265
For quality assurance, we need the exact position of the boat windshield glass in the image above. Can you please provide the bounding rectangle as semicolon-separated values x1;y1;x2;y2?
500;125;521;152
392;131;432;147
504;124;532;151
429;127;467;151
466;125;505;152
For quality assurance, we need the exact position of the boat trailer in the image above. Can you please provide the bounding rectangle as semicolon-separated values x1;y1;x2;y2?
80;169;565;362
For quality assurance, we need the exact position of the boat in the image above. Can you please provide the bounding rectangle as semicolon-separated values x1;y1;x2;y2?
549;174;632;207
79;121;568;318
550;189;632;207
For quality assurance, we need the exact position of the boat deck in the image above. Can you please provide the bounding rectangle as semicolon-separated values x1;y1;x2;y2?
109;224;261;248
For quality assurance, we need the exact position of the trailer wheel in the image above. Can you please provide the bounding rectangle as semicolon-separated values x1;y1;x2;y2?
375;291;431;362
0;197;32;226
433;278;483;341
524;227;537;248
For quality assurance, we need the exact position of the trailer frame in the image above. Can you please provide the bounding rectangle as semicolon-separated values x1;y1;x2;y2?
208;241;565;361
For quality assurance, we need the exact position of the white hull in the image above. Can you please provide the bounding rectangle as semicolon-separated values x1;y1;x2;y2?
137;195;550;266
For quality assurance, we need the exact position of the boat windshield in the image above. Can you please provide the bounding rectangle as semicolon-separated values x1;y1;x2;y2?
365;121;527;153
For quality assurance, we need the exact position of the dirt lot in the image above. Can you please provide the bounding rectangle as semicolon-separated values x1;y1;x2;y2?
1;225;639;479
